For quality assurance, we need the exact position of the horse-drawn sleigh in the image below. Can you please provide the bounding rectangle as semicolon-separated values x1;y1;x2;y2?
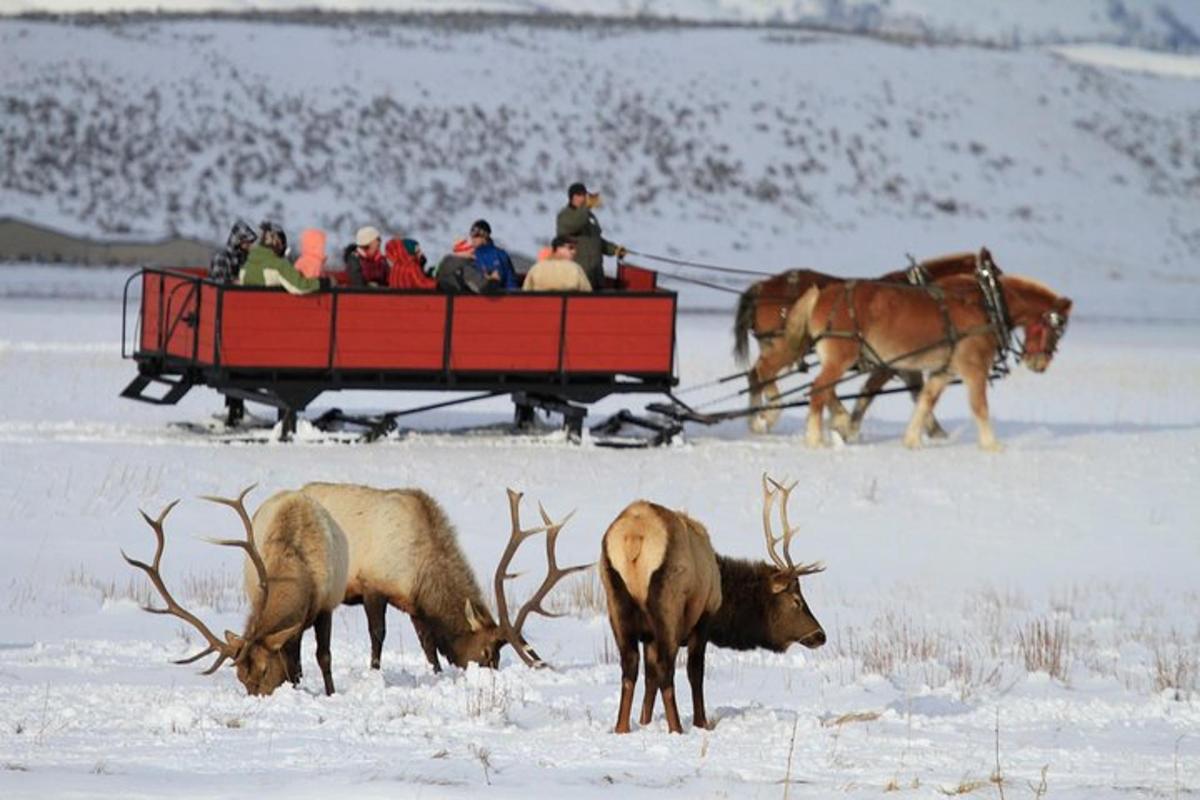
120;249;1072;448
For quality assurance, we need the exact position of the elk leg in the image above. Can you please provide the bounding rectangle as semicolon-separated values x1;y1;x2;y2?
656;641;684;734
410;615;442;674
284;633;303;684
902;370;948;439
686;631;709;730
613;628;640;734
363;592;387;670
639;640;659;726
314;611;335;696
903;372;950;449
849;368;893;440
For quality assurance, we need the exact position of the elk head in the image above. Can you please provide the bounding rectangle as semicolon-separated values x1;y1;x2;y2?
484;488;592;669
122;486;299;696
760;475;826;650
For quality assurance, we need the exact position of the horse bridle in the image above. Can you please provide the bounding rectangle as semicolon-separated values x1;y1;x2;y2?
1022;309;1068;358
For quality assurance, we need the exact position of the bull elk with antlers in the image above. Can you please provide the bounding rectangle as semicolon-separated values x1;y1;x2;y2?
122;486;350;696
601;476;826;734
300;482;587;671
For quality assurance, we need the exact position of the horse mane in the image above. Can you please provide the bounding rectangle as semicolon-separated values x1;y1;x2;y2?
1001;273;1059;302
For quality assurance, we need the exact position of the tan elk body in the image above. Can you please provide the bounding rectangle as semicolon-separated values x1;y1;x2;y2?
125;487;349;696
601;478;826;733
301;482;585;672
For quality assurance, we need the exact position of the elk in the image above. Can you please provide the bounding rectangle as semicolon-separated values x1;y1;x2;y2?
300;482;587;672
122;486;350;696
600;476;826;734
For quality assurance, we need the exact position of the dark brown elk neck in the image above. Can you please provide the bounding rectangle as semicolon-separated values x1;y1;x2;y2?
706;557;785;652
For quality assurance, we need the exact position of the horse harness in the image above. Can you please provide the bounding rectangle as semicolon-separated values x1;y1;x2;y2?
812;255;1016;377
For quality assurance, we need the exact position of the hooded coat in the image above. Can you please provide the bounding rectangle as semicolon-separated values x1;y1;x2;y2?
385;239;436;290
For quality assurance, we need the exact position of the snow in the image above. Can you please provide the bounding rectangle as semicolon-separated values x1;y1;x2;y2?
2;0;1200;52
0;267;1198;797
1;16;1198;319
0;8;1198;798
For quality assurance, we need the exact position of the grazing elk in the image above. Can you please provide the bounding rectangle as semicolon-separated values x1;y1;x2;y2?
600;476;826;734
122;486;350;696
300;482;587;672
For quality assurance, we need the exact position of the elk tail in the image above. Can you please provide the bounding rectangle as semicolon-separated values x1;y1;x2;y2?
732;282;760;366
603;508;668;607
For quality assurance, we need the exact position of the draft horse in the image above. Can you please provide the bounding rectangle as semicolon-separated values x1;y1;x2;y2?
733;250;992;437
784;273;1072;450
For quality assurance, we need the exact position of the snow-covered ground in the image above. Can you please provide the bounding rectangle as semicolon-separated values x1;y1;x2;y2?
0;267;1197;798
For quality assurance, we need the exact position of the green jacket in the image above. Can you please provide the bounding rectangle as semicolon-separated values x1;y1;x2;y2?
556;204;617;289
239;245;322;295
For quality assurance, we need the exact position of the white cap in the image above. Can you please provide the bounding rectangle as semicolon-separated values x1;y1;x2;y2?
355;225;381;247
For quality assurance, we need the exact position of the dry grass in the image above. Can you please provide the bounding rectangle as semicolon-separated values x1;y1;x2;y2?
547;570;605;617
1017;617;1071;682
821;710;881;728
66;564;246;612
1153;634;1198;699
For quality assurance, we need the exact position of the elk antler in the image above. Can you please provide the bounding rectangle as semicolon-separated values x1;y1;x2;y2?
121;500;240;674
199;485;268;604
761;474;826;578
494;488;592;668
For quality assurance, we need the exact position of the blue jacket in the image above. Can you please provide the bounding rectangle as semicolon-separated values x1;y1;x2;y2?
474;242;519;290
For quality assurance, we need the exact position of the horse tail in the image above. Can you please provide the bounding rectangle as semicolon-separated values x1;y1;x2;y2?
784;285;821;356
733;282;759;366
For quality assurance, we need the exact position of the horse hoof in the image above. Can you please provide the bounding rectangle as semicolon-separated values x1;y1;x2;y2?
980;440;1005;453
903;435;923;450
927;426;949;440
805;434;826;449
749;416;770;435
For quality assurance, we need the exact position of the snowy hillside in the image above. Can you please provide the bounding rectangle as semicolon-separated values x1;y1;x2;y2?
4;0;1200;52
2;15;1199;318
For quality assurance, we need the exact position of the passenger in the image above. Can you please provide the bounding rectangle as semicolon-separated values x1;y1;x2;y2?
555;182;626;290
344;225;389;287
386;237;436;290
468;219;519;290
239;224;327;295
294;228;328;279
435;238;490;293
522;235;592;292
209;220;256;283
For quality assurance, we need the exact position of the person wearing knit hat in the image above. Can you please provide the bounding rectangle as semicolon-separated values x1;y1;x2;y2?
294;228;328;279
555;181;626;290
343;224;388;287
468;219;519;290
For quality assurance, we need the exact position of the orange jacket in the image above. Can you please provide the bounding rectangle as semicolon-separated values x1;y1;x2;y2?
294;229;327;278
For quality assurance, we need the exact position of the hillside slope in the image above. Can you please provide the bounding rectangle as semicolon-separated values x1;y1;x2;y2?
1;16;1197;317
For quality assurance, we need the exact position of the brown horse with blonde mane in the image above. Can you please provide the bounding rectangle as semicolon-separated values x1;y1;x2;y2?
733;250;991;436
783;272;1072;450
